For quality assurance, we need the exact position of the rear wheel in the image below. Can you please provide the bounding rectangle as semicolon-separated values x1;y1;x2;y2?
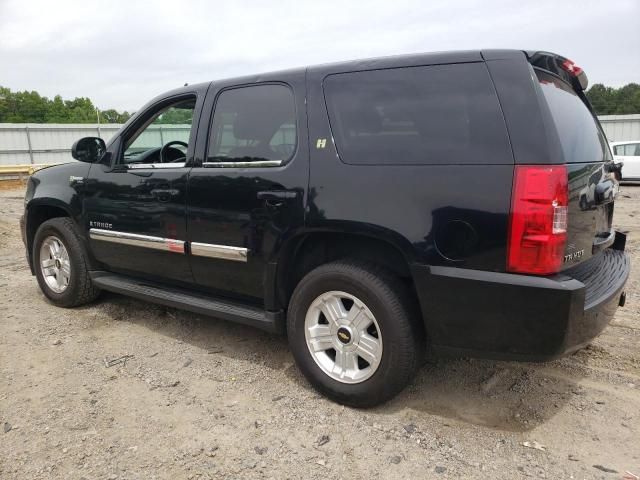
287;260;423;407
33;218;100;307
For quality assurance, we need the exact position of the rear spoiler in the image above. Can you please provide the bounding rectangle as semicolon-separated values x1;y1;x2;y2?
525;51;589;91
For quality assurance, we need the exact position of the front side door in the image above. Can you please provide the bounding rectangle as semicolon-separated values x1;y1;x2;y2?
85;92;204;283
187;76;308;303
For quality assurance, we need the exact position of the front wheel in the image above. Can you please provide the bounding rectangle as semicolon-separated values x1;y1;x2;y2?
33;218;100;307
287;260;424;407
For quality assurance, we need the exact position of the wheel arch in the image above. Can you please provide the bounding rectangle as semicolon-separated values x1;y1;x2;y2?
270;227;419;312
25;199;86;272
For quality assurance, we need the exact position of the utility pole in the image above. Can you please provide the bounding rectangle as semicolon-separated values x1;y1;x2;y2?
96;107;101;138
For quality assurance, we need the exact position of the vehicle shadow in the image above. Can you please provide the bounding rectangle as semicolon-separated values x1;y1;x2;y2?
381;356;584;432
88;293;584;433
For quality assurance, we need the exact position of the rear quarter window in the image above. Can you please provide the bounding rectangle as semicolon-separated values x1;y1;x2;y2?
322;63;512;165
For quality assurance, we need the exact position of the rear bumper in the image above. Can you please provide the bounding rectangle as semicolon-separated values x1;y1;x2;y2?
412;235;630;361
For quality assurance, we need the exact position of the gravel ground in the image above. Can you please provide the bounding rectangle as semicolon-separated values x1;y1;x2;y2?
1;183;639;480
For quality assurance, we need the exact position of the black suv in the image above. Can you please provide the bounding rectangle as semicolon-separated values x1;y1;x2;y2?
21;50;630;406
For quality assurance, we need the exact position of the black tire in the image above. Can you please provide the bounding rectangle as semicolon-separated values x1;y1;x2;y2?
287;260;424;407
33;217;100;307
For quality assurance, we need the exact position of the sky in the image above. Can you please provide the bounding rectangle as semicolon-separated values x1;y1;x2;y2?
1;0;638;112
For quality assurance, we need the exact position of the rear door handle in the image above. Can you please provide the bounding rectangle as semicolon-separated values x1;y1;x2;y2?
257;190;298;208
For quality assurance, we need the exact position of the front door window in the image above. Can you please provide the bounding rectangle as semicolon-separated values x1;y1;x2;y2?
123;99;195;166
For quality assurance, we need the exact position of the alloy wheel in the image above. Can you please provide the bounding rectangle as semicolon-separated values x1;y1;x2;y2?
304;290;383;384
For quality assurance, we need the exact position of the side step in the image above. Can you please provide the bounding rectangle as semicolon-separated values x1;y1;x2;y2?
90;272;282;333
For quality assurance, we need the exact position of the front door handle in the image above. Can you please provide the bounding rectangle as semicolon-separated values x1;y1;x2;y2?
151;188;180;202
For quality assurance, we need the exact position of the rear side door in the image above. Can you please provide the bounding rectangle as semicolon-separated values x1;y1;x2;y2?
186;74;308;303
85;91;205;283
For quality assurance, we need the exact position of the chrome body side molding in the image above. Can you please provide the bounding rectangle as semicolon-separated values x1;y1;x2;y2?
89;229;248;261
89;228;185;254
190;242;249;262
126;162;186;169
202;160;282;168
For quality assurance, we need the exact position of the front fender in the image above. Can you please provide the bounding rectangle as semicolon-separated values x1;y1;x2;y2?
23;162;92;270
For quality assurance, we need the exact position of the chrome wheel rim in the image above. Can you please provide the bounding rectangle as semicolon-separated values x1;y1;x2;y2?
39;235;71;294
304;291;383;384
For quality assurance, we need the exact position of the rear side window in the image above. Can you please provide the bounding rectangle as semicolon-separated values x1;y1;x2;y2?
614;143;640;156
207;84;296;164
323;63;512;165
535;70;611;163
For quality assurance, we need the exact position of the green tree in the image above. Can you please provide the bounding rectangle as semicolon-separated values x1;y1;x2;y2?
155;107;193;124
64;97;96;123
101;108;132;123
0;86;12;120
46;95;68;123
587;83;640;115
0;85;132;123
12;90;48;122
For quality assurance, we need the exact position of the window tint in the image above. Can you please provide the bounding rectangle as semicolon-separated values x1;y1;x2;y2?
208;85;296;164
124;99;194;165
536;70;611;163
323;63;512;165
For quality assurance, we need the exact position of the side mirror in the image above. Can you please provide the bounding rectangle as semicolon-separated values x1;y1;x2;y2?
71;137;106;163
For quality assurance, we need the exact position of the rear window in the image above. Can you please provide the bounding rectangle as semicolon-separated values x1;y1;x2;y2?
535;70;611;163
323;63;512;165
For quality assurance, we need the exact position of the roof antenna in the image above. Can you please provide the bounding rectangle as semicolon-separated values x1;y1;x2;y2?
184;82;188;86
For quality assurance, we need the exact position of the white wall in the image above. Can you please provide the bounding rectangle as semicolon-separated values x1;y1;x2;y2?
598;114;640;143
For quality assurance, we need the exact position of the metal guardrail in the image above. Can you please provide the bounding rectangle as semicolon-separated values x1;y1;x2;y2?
0;124;192;166
0;123;122;166
0;164;51;179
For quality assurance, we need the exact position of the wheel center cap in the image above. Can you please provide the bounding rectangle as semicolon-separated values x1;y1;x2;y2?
55;259;61;269
336;326;352;345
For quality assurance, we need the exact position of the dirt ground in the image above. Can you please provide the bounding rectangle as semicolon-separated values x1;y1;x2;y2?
1;183;639;480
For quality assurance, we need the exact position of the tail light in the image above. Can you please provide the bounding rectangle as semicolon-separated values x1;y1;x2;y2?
560;57;588;90
560;59;583;77
507;165;568;275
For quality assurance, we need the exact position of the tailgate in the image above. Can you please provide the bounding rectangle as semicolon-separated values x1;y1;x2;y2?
533;64;618;270
565;162;617;268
